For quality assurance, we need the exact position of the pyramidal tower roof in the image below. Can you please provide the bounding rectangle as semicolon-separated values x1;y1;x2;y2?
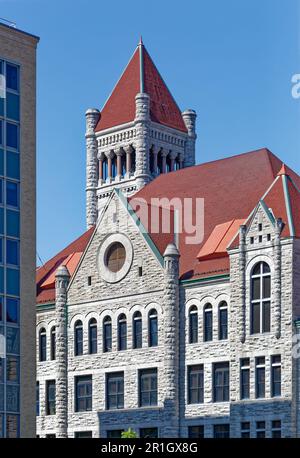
95;39;188;133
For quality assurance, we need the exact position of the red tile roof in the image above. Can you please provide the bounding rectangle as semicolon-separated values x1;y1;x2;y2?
133;148;300;280
197;219;246;261
37;148;300;304
36;227;94;304
95;41;187;133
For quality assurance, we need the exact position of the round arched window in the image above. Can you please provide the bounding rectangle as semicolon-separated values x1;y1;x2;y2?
105;242;126;273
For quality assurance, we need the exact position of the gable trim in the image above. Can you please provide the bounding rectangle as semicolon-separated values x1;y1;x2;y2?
282;174;295;237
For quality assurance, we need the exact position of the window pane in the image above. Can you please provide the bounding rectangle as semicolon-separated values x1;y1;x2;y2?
6;269;20;296
6;152;20;180
6;123;18;149
188;426;204;439
251;303;260;334
0;149;4;175
6;64;19;91
6;93;20;121
6;181;19;207
7;356;19;382
214;424;230;438
6;385;19;412
263;302;270;332
6;210;19;237
263;276;271;298
241;368;250;399
6;239;19;265
6;414;18;438
6;327;19;354
204;310;212;341
189;312;198;343
7;298;19;323
149;316;158;347
252;277;260;300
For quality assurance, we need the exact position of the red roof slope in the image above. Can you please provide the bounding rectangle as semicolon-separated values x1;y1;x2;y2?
133;148;292;279
95;41;187;132
37;148;300;304
36;227;94;304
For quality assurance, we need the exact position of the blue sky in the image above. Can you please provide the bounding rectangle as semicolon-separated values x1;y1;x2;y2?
1;0;300;263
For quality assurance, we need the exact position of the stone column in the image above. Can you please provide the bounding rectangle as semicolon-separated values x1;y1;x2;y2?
169;152;177;172
178;153;184;169
161;149;168;174
55;265;70;438
116;148;123;180
274;218;283;339
86;108;100;229
239;225;247;343
162;243;180;437
151;145;159;176
134;93;151;189
105;150;115;181
182;109;197;167
125;145;133;177
97;151;105;184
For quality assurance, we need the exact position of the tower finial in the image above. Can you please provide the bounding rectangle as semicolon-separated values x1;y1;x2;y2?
139;36;144;93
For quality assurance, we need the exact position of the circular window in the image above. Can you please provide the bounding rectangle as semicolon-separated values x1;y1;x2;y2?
106;242;126;273
98;234;133;283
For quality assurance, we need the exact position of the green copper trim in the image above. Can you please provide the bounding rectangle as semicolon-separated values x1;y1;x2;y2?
36;302;55;312
115;188;164;267
180;273;230;285
282;174;295;237
259;199;275;225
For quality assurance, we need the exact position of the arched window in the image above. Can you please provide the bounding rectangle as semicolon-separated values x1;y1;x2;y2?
50;326;56;360
133;311;142;349
251;262;271;334
118;314;127;351
148;309;158;347
88;318;97;354
74;320;83;356
189;306;198;344
204;304;213;342
39;328;46;362
218;302;228;340
103;316;112;352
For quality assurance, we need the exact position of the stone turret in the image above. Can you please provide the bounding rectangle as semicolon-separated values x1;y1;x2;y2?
274;217;283;339
134;92;151;189
86;108;100;229
239;224;247;343
162;243;180;437
182;109;197;167
55;265;70;438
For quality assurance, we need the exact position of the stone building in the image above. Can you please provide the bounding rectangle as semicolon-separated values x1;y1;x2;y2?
36;40;300;438
0;20;39;437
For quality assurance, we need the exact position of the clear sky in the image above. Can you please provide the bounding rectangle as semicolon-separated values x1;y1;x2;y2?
1;0;300;263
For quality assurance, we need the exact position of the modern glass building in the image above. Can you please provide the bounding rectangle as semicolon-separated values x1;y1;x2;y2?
0;20;39;437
